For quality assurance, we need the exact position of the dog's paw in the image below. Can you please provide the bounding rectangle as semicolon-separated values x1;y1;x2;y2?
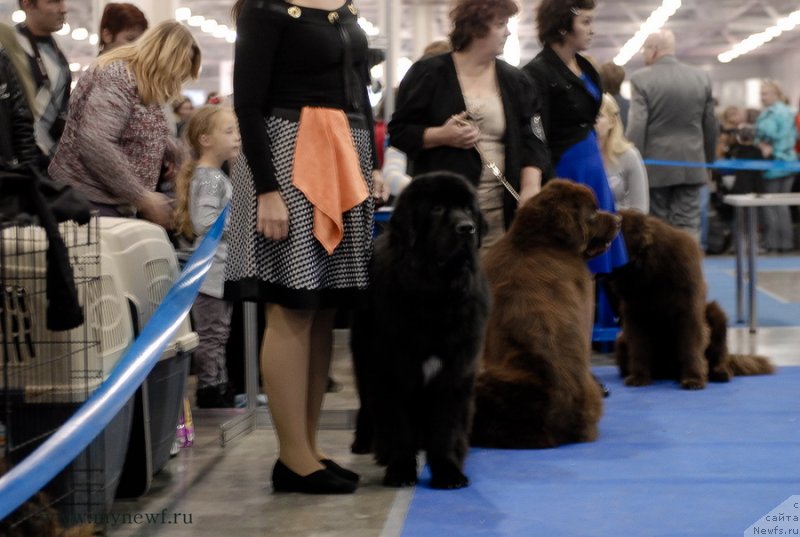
624;375;651;387
708;367;733;383
430;467;470;490
680;377;706;390
383;461;418;487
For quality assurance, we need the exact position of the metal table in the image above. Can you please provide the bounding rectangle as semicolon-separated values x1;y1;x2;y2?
723;193;800;332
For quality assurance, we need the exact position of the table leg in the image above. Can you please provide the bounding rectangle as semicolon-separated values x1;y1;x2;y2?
734;206;745;323
747;206;758;333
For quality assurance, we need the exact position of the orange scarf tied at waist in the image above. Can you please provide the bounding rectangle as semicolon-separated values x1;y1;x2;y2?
292;107;369;255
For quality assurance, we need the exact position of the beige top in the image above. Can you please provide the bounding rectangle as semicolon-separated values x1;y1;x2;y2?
464;94;506;210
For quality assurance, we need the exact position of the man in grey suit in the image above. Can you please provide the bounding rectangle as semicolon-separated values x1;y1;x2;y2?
626;30;717;241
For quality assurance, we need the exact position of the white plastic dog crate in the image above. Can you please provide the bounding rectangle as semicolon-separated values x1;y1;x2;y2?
95;217;199;494
95;217;198;356
0;219;135;527
0;221;134;399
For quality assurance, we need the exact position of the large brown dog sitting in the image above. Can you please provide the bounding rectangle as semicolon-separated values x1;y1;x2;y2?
470;180;621;449
608;209;774;389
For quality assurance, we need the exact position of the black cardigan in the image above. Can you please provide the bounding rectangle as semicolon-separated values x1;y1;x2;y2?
388;53;550;227
522;46;602;167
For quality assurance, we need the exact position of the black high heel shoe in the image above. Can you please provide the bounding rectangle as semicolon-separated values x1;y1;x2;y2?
321;459;360;483
271;460;357;494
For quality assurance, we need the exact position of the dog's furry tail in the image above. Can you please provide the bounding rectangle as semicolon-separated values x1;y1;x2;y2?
704;301;775;377
728;354;776;376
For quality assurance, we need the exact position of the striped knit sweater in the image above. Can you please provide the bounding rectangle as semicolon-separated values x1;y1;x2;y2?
49;60;168;207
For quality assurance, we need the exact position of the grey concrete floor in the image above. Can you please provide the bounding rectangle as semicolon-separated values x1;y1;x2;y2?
106;259;800;537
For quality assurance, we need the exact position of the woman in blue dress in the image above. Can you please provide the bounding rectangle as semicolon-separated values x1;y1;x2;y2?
523;0;627;274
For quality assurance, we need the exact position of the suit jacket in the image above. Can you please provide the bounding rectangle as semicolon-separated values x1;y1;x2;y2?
522;46;602;167
626;56;718;188
388;53;550;228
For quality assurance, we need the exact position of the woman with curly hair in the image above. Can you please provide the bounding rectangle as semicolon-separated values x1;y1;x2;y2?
523;0;628;274
389;0;550;249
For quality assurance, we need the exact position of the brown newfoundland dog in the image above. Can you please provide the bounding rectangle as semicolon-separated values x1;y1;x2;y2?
470;180;621;449
350;172;489;489
608;209;774;389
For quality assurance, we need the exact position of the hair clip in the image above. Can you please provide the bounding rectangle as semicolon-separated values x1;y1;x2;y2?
570;7;581;16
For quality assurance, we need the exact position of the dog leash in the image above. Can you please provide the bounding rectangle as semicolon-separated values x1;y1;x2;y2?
453;115;520;201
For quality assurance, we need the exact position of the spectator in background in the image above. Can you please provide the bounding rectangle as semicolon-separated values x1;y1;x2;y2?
523;0;627;275
595;93;648;213
755;79;797;252
717;105;746;158
626;29;717;242
206;91;221;105
599;62;629;130
390;0;549;250
174;105;240;408
173;95;194;136
98;3;148;55
14;0;70;161
49;21;201;228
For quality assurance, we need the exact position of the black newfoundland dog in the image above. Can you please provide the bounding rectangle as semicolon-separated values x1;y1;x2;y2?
351;171;489;489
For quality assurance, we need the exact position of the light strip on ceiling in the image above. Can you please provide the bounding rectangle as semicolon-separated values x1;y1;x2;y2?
613;0;682;66
176;8;237;43
718;10;800;63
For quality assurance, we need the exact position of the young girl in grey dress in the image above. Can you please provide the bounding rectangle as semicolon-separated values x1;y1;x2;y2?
175;105;241;408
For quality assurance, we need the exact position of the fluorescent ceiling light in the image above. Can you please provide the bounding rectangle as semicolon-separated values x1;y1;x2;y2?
718;10;800;63
175;7;192;21
613;0;682;66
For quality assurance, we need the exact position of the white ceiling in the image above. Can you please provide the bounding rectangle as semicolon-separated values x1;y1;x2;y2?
2;0;799;90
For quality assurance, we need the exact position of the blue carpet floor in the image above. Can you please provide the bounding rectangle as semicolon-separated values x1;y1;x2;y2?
704;256;800;327
402;366;800;537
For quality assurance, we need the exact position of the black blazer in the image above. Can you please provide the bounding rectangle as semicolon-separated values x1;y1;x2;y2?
522;46;602;166
388;53;550;227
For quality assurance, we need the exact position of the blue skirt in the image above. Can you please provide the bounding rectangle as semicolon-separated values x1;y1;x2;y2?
555;131;628;274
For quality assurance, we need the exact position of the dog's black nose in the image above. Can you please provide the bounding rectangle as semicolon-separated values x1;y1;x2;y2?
456;221;476;235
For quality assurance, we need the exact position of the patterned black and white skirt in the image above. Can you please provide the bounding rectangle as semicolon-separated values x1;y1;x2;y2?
224;111;375;309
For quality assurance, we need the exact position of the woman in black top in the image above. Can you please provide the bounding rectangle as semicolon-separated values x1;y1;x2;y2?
522;0;627;274
226;0;382;494
389;0;550;247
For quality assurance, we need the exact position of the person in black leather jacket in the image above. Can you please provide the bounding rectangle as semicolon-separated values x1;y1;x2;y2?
0;46;40;172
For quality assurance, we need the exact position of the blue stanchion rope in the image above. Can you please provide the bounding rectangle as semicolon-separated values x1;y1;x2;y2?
0;205;228;521
643;158;800;172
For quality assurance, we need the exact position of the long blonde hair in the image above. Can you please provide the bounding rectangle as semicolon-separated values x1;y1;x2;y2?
598;93;632;166
97;20;201;106
174;105;232;240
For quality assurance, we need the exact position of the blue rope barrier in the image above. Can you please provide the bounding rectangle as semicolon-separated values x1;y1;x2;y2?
0;206;228;521
643;158;800;172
